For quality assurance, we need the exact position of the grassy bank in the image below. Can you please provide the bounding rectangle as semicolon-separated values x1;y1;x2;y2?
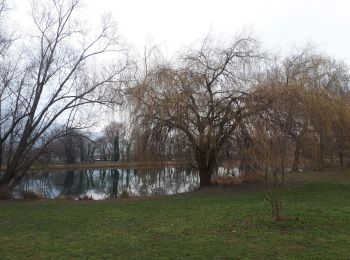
1;172;350;259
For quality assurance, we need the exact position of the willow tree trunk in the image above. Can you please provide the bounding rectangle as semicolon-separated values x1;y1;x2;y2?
339;152;344;168
196;148;217;188
318;134;325;170
199;168;213;187
291;141;302;172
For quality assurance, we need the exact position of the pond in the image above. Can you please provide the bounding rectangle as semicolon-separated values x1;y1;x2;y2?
10;166;239;200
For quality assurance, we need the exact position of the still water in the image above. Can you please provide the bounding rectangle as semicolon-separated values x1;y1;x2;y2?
13;167;238;200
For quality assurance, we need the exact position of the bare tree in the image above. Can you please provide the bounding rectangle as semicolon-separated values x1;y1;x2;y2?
47;128;87;163
0;0;17;171
0;0;127;190
0;0;12;56
253;48;350;172
103;121;124;161
130;35;262;187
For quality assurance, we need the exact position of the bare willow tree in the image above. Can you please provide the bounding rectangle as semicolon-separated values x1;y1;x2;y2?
331;94;350;167
238;48;350;219
253;48;350;172
0;0;127;190
243;117;286;220
130;35;262;187
0;0;10;169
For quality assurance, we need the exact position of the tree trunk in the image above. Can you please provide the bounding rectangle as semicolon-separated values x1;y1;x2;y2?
339;152;344;168
0;167;24;190
318;135;324;170
291;141;301;172
199;168;212;187
0;171;13;188
0;141;2;171
196;148;217;188
113;136;120;162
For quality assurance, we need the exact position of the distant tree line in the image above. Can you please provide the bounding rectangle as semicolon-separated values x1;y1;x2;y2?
44;122;126;164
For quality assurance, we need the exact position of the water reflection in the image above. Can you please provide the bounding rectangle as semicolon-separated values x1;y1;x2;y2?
216;167;240;177
14;167;201;200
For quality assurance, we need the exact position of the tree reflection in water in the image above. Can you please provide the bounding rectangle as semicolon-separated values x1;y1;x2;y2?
14;166;207;199
109;169;119;198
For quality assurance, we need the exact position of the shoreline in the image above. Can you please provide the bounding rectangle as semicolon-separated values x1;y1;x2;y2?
1;160;240;172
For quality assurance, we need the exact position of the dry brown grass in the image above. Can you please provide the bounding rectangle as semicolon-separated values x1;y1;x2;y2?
212;173;265;186
22;191;42;200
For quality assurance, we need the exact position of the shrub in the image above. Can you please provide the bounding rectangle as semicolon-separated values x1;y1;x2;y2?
0;187;11;200
121;189;129;198
79;195;93;200
22;191;42;200
212;176;242;186
242;174;265;184
212;174;265;186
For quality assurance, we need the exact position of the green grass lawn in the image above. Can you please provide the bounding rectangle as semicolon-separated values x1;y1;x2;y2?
1;172;350;259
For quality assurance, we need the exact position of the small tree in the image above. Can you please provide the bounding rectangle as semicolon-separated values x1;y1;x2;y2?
240;115;287;220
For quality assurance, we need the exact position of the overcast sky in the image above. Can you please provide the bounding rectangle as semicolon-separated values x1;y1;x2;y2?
10;0;350;62
8;0;350;127
78;0;350;63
